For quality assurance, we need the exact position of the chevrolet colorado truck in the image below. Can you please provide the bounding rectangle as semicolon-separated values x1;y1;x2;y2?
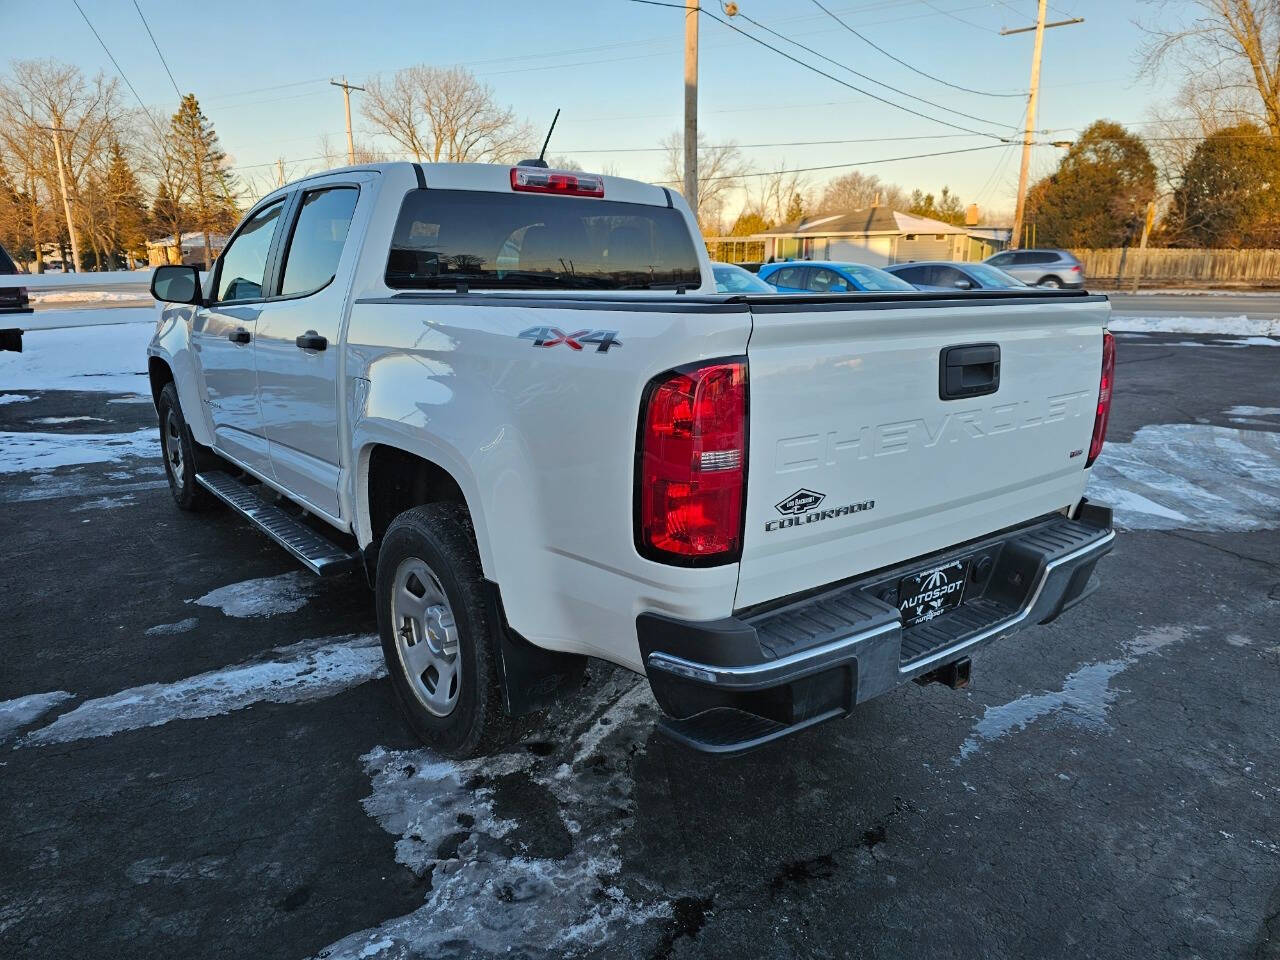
147;161;1116;757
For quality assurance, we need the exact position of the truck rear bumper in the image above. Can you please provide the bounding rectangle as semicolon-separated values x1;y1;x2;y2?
638;501;1115;754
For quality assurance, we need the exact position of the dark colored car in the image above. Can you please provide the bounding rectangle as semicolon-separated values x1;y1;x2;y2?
0;242;31;315
983;249;1084;288
758;260;916;294
884;260;1028;292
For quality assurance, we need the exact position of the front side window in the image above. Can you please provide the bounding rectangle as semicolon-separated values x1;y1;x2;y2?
386;190;701;291
966;263;1025;288
280;187;359;296
806;268;846;292
215;200;284;303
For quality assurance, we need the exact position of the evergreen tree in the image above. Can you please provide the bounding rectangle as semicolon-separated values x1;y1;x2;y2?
784;190;805;223
152;180;185;262
1024;120;1156;248
103;141;149;267
1172;123;1280;248
907;186;966;225
169;94;238;267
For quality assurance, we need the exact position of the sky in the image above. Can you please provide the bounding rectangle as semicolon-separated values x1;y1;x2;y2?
1;0;1176;222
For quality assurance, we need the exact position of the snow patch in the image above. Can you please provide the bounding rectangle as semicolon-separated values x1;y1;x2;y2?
71;494;137;512
19;635;383;747
956;626;1193;761
30;416;107;425
191;570;318;618
318;672;671;960
0;428;158;473
144;617;199;636
0;691;75;741
0;394;33;405
1225;406;1280;418
1087;423;1280;530
1108;315;1280;338
0;322;153;392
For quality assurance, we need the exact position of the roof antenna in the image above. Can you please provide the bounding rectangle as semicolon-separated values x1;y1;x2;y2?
519;108;560;168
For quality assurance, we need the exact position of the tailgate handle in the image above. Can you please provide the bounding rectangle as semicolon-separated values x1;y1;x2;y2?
939;343;1000;400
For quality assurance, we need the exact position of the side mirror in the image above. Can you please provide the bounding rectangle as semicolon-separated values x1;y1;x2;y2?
953;279;973;290
151;264;202;305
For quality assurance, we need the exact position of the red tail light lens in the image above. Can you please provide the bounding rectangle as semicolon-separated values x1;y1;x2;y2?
1086;331;1115;467
510;167;605;197
637;360;747;563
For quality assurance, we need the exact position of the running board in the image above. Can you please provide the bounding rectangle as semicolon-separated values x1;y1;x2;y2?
195;471;359;577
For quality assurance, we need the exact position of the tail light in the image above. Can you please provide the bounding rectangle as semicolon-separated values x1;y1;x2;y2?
1085;331;1115;467
510;167;605;198
636;359;747;564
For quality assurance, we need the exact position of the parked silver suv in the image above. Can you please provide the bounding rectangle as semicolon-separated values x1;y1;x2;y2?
983;249;1084;288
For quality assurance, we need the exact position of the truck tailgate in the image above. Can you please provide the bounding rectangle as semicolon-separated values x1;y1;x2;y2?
736;293;1109;609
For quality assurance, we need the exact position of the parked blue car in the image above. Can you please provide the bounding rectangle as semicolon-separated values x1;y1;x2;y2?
757;260;916;294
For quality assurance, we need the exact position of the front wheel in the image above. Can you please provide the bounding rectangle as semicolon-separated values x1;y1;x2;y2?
376;503;510;758
157;382;215;511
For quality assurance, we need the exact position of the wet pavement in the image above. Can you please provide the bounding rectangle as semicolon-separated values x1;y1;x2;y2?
2;329;1278;959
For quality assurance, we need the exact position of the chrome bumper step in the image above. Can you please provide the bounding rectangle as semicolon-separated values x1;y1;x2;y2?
195;471;359;577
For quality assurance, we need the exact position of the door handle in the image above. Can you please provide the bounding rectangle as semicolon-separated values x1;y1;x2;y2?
939;343;1000;400
228;328;251;344
295;330;328;351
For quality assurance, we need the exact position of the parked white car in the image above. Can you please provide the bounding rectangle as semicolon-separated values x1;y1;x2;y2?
147;161;1116;756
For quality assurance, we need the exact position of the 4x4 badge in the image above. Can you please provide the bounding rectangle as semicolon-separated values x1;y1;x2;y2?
775;488;825;515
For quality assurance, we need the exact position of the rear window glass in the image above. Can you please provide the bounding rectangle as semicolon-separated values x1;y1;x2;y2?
386;189;702;291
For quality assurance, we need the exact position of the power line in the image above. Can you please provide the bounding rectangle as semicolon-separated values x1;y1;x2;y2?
558;132;985;153
70;0;164;135
630;0;1011;140
806;0;1024;98
132;0;181;98
918;0;998;34
656;142;1015;182
729;6;1018;128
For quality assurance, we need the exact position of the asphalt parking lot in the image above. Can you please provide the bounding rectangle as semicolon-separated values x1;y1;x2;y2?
2;320;1279;960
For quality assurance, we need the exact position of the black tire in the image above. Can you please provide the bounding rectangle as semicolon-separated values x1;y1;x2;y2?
157;382;216;511
1038;276;1063;288
376;503;510;758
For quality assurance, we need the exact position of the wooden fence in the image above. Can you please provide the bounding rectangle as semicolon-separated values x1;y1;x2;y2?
1072;248;1280;287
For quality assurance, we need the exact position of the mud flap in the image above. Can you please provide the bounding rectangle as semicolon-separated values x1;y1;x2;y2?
482;580;586;716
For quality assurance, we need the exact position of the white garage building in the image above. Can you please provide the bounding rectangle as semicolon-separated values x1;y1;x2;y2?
753;207;971;266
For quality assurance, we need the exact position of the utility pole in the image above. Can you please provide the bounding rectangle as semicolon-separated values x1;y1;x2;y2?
683;0;698;220
1004;4;1083;250
330;77;365;165
42;126;82;273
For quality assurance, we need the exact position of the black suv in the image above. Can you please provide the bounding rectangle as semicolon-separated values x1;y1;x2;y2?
0;242;32;314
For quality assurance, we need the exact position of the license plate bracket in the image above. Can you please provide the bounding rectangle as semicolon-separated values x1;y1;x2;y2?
898;558;971;627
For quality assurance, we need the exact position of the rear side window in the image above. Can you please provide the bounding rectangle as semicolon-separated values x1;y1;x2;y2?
386;190;701;291
770;266;805;288
892;265;930;285
280;187;359;297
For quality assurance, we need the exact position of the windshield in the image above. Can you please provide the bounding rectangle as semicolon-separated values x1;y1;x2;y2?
712;263;773;293
965;263;1027;288
839;264;915;292
386;189;702;291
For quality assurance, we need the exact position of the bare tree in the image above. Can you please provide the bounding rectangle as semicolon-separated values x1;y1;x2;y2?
0;59;120;271
363;66;534;164
1139;0;1280;138
747;164;809;225
814;171;906;214
661;131;749;232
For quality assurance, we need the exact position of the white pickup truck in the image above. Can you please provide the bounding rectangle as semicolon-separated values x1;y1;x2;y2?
147;161;1116;756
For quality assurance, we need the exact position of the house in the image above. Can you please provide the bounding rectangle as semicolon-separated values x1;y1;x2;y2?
146;232;228;267
753;207;977;266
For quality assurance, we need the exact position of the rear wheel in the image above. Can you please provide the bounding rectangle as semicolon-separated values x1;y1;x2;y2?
157;382;216;511
1038;276;1063;288
376;503;510;757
